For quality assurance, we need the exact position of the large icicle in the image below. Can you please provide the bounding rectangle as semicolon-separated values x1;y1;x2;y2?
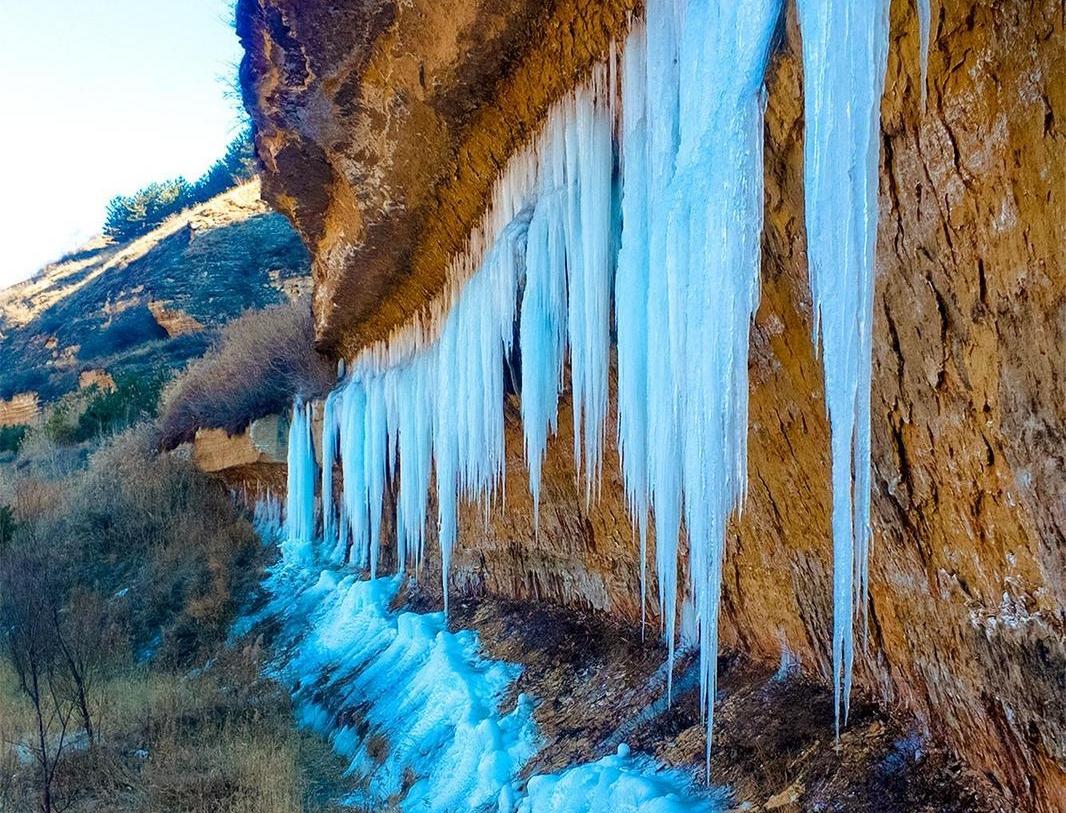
642;0;684;698
614;0;782;760
796;0;890;735
564;71;615;502
615;21;651;624
674;0;782;763
520;131;568;522
283;399;317;562
320;388;340;549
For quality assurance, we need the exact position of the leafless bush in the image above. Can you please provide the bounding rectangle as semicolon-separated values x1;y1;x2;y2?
158;300;335;449
0;550;79;813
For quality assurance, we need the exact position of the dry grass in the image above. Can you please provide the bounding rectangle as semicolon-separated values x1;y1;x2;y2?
158;299;334;449
0;649;355;813
0;424;356;812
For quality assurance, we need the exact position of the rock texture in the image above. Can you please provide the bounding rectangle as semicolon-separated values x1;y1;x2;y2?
237;0;1065;809
147;300;205;337
0;393;39;427
191;414;288;472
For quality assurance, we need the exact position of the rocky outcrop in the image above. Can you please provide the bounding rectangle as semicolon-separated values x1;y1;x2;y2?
191;414;288;472
78;369;115;391
147;300;204;337
237;0;1065;809
0;393;39;427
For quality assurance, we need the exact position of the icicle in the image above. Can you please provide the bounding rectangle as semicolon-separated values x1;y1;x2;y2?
386;363;432;570
642;0;684;702
320;388;340;549
315;0;891;768
338;381;368;566
520;161;567;522
565;71;614;503
284;399;317;562
796;0;890;736
678;0;782;765
364;382;387;578
615;21;650;626
917;0;931;108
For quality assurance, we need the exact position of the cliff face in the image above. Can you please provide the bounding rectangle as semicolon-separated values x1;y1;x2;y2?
237;0;1065;809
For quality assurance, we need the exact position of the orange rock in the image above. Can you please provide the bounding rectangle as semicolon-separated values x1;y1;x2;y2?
147;300;204;337
0;392;39;427
237;0;1066;808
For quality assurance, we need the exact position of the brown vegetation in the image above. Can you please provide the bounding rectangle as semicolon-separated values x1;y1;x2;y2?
159;300;335;449
0;645;355;813
0;427;353;811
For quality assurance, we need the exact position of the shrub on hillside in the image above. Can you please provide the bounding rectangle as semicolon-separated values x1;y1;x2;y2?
0;425;28;455
5;427;263;665
68;373;167;444
104;179;191;242
103;130;258;243
158;300;335;449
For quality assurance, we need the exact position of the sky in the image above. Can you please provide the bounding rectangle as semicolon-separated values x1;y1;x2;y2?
0;0;246;289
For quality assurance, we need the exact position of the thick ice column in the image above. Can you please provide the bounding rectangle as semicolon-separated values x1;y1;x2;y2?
615;22;651;620
647;0;781;761
520;133;568;522
284;398;317;562
563;77;615;503
364;382;388;578
642;0;684;697
795;0;890;735
320;388;340;549
386;363;432;570
338;380;369;566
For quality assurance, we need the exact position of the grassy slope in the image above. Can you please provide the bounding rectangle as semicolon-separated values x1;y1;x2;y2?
0;182;310;404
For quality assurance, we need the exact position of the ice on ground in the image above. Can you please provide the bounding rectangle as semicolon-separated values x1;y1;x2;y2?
509;744;725;813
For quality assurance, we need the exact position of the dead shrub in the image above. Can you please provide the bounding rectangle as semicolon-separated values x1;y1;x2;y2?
158;299;335;449
6;425;266;667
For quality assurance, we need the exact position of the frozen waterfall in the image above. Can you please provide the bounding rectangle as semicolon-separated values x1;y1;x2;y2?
284;0;892;765
283;399;316;562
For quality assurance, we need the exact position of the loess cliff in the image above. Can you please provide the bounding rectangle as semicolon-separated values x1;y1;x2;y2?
235;0;1065;810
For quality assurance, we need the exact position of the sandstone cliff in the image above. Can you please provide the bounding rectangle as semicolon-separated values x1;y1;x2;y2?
236;0;1065;809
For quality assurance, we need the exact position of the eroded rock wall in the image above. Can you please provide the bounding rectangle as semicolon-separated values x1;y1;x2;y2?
237;0;1065;808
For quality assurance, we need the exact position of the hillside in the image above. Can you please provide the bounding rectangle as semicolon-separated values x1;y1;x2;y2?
0;181;310;423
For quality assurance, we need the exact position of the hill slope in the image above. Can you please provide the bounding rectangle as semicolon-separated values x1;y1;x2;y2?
0;182;310;421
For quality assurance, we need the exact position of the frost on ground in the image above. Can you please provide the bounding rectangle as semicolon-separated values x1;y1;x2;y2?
513;745;725;813
243;505;722;813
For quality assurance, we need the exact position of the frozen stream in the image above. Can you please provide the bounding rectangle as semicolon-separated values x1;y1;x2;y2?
238;501;723;813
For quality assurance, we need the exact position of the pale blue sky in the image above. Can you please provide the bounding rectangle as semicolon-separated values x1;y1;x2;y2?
0;0;245;288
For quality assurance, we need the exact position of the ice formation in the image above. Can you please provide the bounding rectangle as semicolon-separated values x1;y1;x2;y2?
283;0;893;765
252;491;282;543
247;560;536;812
283;399;316;562
796;0;890;734
243;531;717;813
511;744;723;813
616;1;783;757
